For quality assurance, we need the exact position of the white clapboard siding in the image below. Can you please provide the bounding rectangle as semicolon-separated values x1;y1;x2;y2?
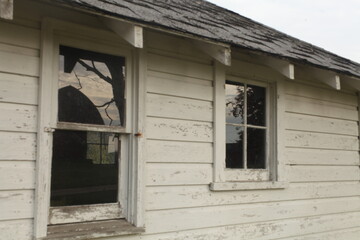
147;93;213;122
285;148;359;165
146;182;360;210
285;81;357;106
0;219;33;240
145;197;360;234
147;31;209;61
0;43;39;57
147;74;213;101
0;50;40;77
0;190;34;220
0;103;37;132
289;165;360;182
285;95;358;121
229;58;283;82
147;163;212;186
147;117;213;142
0;132;36;160
105;212;360;240
286;131;358;150
278;227;360;240
0;161;35;190
148;53;213;81
0;72;38;105
147;140;213;163
285;113;358;136
0;21;40;49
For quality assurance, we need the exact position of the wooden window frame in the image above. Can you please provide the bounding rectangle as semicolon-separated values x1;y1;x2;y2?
211;62;288;191
34;19;146;239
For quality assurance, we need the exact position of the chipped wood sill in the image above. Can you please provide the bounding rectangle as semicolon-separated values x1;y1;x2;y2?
210;181;289;191
43;219;145;240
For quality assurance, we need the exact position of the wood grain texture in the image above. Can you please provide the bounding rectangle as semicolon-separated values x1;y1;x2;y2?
0;132;36;160
147;140;212;163
0;72;38;105
148;53;212;81
0;21;40;49
147;117;213;142
147;93;213;122
0;161;35;190
146;182;360;210
147;163;212;186
0;190;34;220
147;74;213;101
145;197;360;233
0;219;33;240
285;95;358;120
0;50;39;77
0;103;37;132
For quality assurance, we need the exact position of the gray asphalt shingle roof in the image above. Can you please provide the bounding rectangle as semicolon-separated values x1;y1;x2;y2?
54;0;360;78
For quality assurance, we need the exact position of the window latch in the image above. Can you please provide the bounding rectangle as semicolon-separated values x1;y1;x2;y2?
44;127;55;133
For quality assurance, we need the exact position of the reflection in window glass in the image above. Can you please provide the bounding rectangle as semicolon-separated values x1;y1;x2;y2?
226;125;244;168
247;128;266;169
51;130;119;206
225;82;244;124
247;84;266;126
59;46;126;126
225;80;268;170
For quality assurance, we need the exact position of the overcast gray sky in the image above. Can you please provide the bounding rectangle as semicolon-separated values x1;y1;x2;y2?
206;0;360;63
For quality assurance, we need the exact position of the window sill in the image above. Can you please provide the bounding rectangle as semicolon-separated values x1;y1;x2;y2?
43;219;145;240
210;181;288;191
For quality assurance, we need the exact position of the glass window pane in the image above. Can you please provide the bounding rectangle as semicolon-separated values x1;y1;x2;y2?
51;130;119;206
59;46;125;126
247;128;266;169
226;82;244;124
247;84;266;126
226;125;244;168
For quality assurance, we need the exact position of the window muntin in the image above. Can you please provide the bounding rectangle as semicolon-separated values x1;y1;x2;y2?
50;45;127;223
225;80;268;170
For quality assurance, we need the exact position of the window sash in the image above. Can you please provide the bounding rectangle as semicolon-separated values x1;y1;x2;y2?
225;80;270;171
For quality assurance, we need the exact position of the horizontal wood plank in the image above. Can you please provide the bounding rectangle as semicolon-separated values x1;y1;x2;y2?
147;93;213;122
0;132;36;160
0;21;40;49
285;95;358;121
285;81;357;106
286;131;358;150
285;113;358;136
0;161;35;190
146;197;360;234
148;53;213;81
147;140;213;163
147;74;213;101
0;50;39;77
285;148;359;165
279;227;360;240
0;190;34;220
289;165;360;182
0;219;33;240
0;72;38;105
147;117;213;142
147;163;212;186
146;182;360;210
0;103;37;132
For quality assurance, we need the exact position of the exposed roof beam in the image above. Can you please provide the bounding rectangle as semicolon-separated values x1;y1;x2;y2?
102;18;143;48
0;0;13;20
252;55;295;80
192;40;231;66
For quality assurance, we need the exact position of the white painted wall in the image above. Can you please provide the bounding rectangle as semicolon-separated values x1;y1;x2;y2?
0;1;359;239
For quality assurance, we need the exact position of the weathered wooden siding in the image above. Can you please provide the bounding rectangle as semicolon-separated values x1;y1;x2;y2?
0;18;40;239
0;1;359;239
142;30;360;240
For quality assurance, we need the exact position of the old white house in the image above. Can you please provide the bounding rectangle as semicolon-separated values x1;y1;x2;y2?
1;0;360;239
